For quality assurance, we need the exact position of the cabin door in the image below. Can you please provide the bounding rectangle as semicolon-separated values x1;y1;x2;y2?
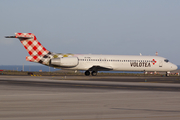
159;60;163;67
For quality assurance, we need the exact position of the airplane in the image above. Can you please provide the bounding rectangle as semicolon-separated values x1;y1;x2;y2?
5;33;178;76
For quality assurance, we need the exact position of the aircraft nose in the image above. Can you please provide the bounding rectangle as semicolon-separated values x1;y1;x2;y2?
171;64;178;70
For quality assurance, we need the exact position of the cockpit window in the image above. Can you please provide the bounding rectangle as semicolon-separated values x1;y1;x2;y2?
164;59;169;63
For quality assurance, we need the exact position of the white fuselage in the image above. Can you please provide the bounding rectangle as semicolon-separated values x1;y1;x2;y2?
5;33;177;74
62;54;177;72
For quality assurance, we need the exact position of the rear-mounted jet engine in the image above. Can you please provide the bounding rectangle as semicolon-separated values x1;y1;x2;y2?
50;57;79;67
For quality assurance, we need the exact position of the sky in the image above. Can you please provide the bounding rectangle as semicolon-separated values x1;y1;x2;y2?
0;0;180;65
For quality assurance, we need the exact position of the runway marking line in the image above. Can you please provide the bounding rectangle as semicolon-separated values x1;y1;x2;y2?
140;81;176;83
63;115;180;120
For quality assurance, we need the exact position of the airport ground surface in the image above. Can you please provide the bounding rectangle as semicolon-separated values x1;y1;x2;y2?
1;75;180;120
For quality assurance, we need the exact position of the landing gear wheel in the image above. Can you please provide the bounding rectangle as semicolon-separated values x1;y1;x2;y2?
166;72;170;77
91;71;97;76
85;70;90;76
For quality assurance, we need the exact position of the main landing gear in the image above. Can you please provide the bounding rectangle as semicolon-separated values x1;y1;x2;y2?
85;70;90;76
85;70;97;76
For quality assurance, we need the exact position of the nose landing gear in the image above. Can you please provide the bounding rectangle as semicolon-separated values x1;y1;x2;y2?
166;71;170;77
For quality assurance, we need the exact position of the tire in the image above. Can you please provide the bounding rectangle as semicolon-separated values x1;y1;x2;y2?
91;71;97;76
85;70;90;76
166;72;170;77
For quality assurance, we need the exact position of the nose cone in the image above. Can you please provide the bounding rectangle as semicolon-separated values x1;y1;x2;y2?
171;64;178;71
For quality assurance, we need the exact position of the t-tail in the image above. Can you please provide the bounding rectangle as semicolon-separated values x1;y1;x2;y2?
5;33;52;65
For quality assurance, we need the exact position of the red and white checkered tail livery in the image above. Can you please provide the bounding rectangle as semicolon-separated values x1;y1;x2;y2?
15;33;50;56
26;56;41;63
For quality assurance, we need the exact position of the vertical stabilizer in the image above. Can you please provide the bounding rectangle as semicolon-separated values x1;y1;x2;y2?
5;33;52;65
14;33;50;56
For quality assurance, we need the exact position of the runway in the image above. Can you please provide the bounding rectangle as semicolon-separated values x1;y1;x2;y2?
1;75;180;120
1;76;180;92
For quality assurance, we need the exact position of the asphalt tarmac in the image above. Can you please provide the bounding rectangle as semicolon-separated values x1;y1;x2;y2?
0;75;180;120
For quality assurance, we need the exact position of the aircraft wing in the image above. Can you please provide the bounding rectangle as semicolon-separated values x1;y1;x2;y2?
88;65;113;71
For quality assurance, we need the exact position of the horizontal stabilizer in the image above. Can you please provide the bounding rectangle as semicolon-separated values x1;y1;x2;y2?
5;33;34;40
5;33;37;39
5;36;33;40
5;36;16;38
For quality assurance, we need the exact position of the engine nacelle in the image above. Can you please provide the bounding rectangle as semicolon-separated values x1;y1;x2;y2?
50;57;79;67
